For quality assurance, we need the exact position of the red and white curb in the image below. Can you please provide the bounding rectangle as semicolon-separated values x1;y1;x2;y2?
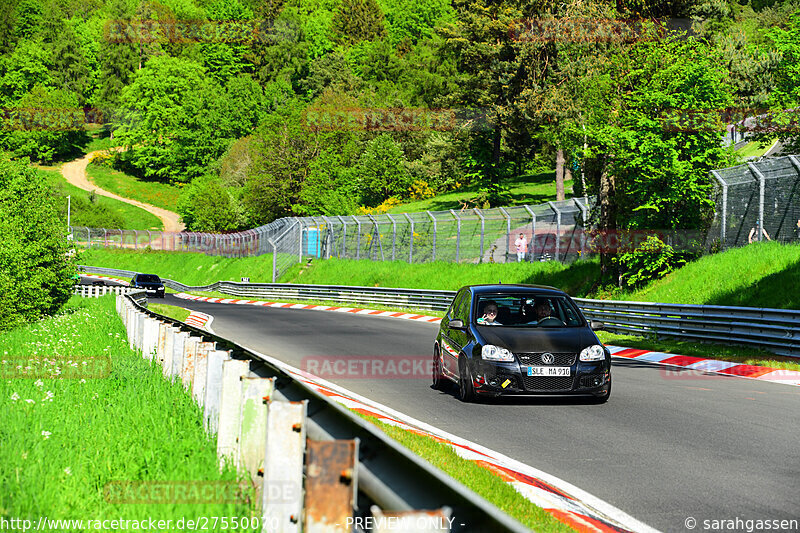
607;346;800;387
242;343;656;533
81;273;129;286
185;311;214;333
173;293;443;324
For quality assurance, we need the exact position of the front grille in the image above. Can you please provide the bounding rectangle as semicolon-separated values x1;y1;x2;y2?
579;374;606;388
522;375;574;391
517;352;577;366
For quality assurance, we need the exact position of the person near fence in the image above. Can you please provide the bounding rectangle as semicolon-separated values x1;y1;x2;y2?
748;223;771;243
514;233;528;262
795;219;800;241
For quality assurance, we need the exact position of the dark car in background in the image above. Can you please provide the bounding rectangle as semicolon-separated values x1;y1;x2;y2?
433;284;611;403
130;273;165;298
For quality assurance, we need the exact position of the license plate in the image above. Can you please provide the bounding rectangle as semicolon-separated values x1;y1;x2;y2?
527;366;571;377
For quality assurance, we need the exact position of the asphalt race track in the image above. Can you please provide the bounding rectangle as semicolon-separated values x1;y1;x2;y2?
158;294;800;532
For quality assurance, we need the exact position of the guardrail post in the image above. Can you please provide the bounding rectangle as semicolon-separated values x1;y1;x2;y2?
474;208;485;261
238;377;274;483
143;317;159;360
156;322;168;364
449;210;461;262
217;359;251;467
170;331;189;382
262;400;308;533
403;213;414;263
181;336;201;390
161;326;177;376
426;211;437;262
385;214;396;261
192;341;214;406
204;349;232;435
498;206;511;261
303;440;358;533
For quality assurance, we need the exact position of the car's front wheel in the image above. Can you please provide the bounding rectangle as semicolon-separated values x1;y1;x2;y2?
457;356;475;403
432;345;446;390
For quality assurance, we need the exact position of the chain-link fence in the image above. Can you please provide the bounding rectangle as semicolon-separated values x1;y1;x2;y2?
295;198;592;265
709;156;800;249
70;197;593;281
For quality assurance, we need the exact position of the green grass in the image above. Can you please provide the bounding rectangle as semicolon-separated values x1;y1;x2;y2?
80;248;278;285
0;296;256;527
86;163;182;212
389;171;573;213
360;415;575;533
147;302;191;322
597;331;800;372
81;127;116;154
282;257;600;295
39;167;163;231
736;138;776;159
624;241;800;308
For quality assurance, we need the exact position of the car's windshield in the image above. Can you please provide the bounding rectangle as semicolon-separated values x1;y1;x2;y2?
473;294;584;327
137;274;161;283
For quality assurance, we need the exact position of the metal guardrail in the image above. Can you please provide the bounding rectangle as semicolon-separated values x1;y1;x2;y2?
84;265;800;357
118;292;530;532
73;285;135;298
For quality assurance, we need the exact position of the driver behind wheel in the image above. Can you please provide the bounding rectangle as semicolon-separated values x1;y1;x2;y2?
534;300;563;326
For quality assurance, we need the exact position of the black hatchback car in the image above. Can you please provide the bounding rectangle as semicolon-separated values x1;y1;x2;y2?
433;284;611;403
130;273;165;298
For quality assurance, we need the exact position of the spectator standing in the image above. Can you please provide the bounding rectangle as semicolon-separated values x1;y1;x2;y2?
514;233;528;262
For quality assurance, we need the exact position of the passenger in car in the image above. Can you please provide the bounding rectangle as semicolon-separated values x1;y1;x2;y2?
477;302;502;325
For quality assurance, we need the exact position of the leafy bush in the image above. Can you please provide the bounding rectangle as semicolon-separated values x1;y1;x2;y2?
617;235;687;290
0;160;76;331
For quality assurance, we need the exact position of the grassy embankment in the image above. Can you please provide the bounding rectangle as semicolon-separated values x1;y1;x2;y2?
147;302;191;322
38;168;163;230
0;296;256;527
388;170;573;213
86;163;182;213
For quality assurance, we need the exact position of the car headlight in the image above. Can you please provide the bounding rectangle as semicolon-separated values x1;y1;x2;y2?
580;344;606;362
481;345;514;362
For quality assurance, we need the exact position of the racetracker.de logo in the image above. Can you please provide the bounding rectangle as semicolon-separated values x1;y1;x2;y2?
302;356;433;379
103;481;258;504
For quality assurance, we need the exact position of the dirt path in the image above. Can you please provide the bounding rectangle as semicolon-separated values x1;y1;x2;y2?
61;151;185;232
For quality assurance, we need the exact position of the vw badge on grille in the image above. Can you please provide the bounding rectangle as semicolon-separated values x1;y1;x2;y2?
541;352;555;364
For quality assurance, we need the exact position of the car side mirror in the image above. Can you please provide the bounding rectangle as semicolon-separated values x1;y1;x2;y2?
590;320;605;331
449;319;466;330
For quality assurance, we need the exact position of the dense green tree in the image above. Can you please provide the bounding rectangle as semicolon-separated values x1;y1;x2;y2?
296;148;361;215
356;134;413;206
199;0;255;83
2;85;85;163
332;0;387;45
51;24;92;104
177;174;244;231
115;55;213;182
95;0;139;112
765;10;800;152
0;39;51;107
0;159;76;332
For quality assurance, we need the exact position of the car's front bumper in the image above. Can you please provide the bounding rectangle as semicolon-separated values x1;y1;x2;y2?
470;359;610;395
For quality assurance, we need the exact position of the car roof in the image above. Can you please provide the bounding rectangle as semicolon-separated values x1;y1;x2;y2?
464;284;567;296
